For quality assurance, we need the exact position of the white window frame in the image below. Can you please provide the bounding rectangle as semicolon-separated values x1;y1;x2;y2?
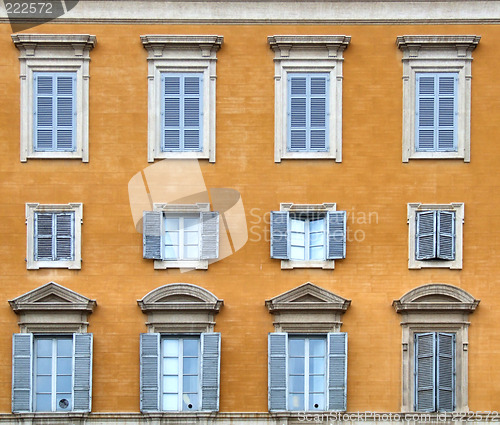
141;35;223;163
397;35;480;162
164;214;201;261
408;203;464;270
268;35;350;162
26;203;83;270
11;34;96;162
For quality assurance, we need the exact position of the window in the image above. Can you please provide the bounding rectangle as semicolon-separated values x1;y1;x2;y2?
393;283;480;413
12;34;96;162
26;203;83;270
414;332;455;412
141;35;223;162
270;203;346;269
397;35;480;162
143;203;219;270
268;35;350;162
407;203;463;269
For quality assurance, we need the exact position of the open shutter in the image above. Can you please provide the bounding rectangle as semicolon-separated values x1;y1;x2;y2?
270;211;289;259
327;211;346;260
437;74;458;151
327;333;347;411
143;211;163;260
201;333;221;411
416;211;437;260
416;74;436;151
437;211;455;260
73;333;92;412
55;213;74;261
140;333;160;412
437;333;455;411
55;74;76;151
415;332;436;412
183;75;203;151
200;212;219;260
35;213;54;260
34;73;55;151
309;75;329;151
12;333;33;413
268;333;287;411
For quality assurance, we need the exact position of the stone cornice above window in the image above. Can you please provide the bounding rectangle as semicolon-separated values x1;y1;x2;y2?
268;35;351;58
11;34;96;57
266;282;351;333
140;35;223;58
397;35;481;58
280;202;336;213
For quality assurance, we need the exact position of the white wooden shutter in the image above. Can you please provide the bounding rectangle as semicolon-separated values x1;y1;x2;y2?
327;333;347;411
55;213;74;261
270;211;289;259
200;333;221;411
35;213;54;260
437;211;455;260
12;333;33;413
143;211;163;260
416;211;437;260
268;333;287;411
437;333;455;411
415;332;436;412
73;333;92;412
327;211;346;260
140;333;160;412
200;212;219;260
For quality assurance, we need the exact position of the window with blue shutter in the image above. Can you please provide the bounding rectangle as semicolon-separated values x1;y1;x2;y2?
416;210;455;261
33;72;76;152
34;212;75;261
416;73;458;152
415;332;455;412
288;73;329;152
161;73;203;152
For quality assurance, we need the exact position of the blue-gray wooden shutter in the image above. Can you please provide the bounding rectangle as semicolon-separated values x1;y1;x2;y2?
34;73;55;151
288;75;308;151
416;74;436;151
270;211;289;259
416;211;437;260
436;74;458;151
143;211;163;260
268;332;287;411
55;74;77;151
73;333;93;412
162;73;203;152
327;332;347;411
437;211;455;261
309;75;329;151
437;332;455;412
200;212;219;260
140;333;160;412
55;213;74;261
201;332;221;411
327;211;346;260
415;332;436;412
35;213;54;260
12;333;33;413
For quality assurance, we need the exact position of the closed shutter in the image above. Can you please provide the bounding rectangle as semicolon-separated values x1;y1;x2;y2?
55;213;74;261
140;333;160;412
200;333;221;411
327;211;346;260
35;213;54;260
12;333;33;413
437;211;455;260
55;74;76;151
34;74;55;151
327;333;347;411
270;211;289;259
268;333;287;411
200;212;219;260
73;333;92;412
416;211;437;260
437;333;455;412
436;75;458;151
415;332;436;412
162;73;203;152
143;211;163;260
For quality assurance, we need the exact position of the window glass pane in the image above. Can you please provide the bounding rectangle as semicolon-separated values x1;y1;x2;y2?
309;339;326;357
37;357;52;373
56;375;72;393
291;232;305;246
163;375;178;392
309;246;324;260
290;246;305;260
184;231;199;245
289;339;305;356
309;218;325;232
164;245;179;259
289;393;305;411
36;394;51;411
182;393;198;410
57;357;72;375
309;393;325;410
183;339;198;357
183;357;198;374
309;375;325;392
164;232;179;246
289;357;305;374
163;358;179;375
163;394;178;411
165;218;179;231
36;376;52;392
163;339;179;357
56;394;71;411
290;218;305;232
37;339;52;356
289;375;305;392
183;375;199;393
309;357;325;375
184;218;199;230
309;231;325;246
184;245;199;259
57;339;72;357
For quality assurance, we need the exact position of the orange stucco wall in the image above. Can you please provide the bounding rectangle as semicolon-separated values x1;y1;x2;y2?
0;22;500;413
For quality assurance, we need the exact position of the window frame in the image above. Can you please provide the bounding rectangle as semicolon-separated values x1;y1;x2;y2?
12;34;96;162
26;203;83;270
407;203;464;269
397;35;480;162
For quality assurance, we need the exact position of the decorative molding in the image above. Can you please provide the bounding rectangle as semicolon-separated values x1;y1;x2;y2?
141;35;223;57
11;34;96;55
397;35;481;56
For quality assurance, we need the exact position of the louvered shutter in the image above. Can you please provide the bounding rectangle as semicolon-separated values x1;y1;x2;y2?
55;213;74;261
415;332;436;412
288;75;307;151
327;211;346;260
55;74;76;151
327;333;347;411
73;333;92;412
270;211;289;259
437;333;455;412
416;74;436;151
268;333;287;411
183;75;203;151
309;75;328;151
140;333;160;412
34;73;54;151
143;211;163;260
437;74;458;151
35;213;54;260
416;211;437;260
437;211;455;260
200;212;219;260
12;333;33;413
200;333;221;411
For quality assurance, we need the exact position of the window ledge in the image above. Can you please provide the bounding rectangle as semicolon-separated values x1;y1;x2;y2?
281;260;335;270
